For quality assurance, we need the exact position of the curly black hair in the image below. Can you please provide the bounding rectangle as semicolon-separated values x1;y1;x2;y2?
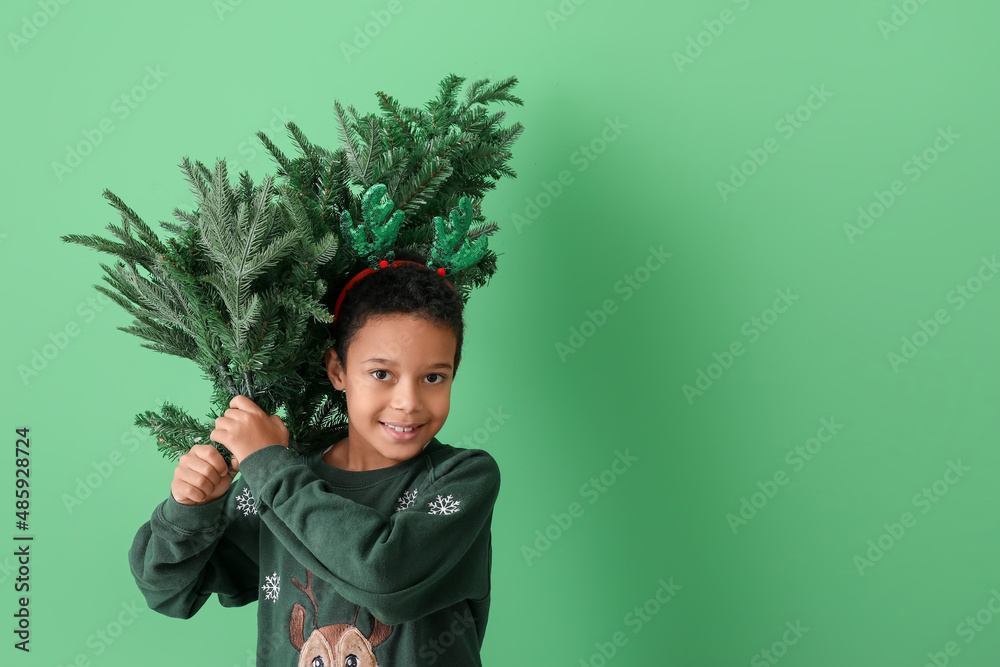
325;248;465;378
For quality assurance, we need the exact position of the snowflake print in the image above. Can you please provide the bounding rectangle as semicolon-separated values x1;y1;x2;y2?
396;489;418;512
236;486;257;516
262;572;280;602
427;494;461;515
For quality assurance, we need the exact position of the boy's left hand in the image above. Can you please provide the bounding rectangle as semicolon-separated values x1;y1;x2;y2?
210;395;289;463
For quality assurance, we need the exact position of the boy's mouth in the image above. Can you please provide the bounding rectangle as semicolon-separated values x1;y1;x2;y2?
380;421;424;438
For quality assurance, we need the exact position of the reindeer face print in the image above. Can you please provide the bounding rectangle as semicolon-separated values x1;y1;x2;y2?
289;569;393;667
296;625;375;667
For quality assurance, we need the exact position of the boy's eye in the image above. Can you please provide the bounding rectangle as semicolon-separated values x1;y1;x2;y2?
369;370;447;383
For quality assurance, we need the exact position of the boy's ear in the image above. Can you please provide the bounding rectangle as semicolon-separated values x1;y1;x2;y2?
324;349;345;389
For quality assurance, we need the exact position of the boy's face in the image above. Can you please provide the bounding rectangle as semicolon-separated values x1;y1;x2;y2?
324;313;457;469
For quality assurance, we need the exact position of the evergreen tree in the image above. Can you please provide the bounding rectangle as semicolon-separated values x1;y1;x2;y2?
60;73;524;464
62;158;341;465
256;72;524;303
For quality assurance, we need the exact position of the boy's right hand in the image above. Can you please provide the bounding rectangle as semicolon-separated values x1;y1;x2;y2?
171;445;239;506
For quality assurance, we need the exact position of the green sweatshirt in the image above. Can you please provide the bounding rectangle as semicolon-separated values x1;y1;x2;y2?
128;430;501;666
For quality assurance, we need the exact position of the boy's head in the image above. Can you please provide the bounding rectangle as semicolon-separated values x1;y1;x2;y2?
323;248;465;462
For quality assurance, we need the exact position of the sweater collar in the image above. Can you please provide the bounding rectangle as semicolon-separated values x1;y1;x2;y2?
309;426;440;488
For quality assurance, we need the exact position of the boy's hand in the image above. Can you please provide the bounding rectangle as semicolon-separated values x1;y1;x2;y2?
210;394;289;465
171;444;238;506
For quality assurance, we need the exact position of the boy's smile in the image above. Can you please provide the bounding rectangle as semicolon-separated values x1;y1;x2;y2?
323;313;457;471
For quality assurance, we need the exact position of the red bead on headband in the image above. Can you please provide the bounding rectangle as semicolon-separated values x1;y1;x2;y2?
332;260;452;321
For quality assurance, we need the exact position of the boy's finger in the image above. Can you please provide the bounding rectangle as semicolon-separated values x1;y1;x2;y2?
192;445;230;478
186;454;225;485
230;394;260;414
174;479;207;503
176;456;214;483
176;465;217;491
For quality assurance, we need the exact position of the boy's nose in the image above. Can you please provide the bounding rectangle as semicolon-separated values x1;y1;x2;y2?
390;384;423;410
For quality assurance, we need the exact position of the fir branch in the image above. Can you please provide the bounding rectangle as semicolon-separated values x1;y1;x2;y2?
398;158;453;215
101;189;169;255
333;99;365;184
92;283;137;315
59;233;129;259
256;128;292;175
135;401;220;463
376;91;417;148
461;75;523;112
179;156;211;203
123;317;199;360
357;115;380;185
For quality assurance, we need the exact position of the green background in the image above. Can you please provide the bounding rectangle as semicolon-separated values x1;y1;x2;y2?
3;0;999;664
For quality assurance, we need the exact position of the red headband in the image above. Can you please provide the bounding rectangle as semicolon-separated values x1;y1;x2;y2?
332;260;453;321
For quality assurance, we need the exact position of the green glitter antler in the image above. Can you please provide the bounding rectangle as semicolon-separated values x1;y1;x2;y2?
339;183;405;269
426;196;488;275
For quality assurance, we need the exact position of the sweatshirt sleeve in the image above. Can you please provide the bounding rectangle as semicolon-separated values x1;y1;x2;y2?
127;478;261;619
236;444;501;625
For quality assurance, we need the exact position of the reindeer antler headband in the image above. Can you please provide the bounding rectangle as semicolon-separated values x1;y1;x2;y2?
332;183;488;321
